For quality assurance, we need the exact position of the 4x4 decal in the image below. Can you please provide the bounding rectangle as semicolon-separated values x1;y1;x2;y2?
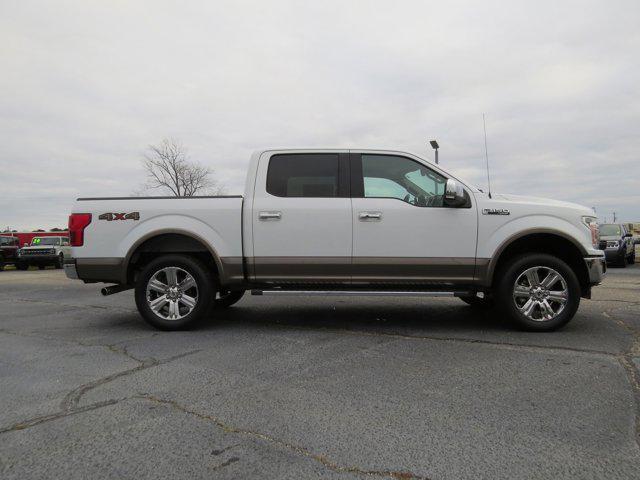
98;212;140;221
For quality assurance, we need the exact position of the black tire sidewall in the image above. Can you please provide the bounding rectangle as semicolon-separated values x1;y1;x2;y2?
135;254;215;330
496;253;581;332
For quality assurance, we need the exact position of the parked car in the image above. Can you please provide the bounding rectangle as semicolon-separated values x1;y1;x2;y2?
598;224;635;267
65;148;606;332
18;236;71;269
0;235;23;270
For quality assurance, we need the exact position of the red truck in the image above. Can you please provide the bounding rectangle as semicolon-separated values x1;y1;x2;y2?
0;235;22;270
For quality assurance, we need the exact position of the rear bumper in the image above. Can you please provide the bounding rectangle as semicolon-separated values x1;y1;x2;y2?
64;258;79;279
66;257;126;283
584;255;606;285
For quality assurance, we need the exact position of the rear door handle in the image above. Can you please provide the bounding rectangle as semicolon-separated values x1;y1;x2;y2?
359;211;382;220
259;211;282;220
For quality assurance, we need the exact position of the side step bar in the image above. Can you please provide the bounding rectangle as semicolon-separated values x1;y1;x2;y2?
251;290;472;297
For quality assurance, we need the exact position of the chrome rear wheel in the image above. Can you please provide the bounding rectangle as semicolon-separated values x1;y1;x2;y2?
146;266;199;321
135;255;215;330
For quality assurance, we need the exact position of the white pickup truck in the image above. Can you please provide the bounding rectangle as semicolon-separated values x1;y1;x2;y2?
65;149;605;331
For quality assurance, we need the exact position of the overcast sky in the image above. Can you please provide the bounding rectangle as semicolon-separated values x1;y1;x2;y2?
1;0;639;230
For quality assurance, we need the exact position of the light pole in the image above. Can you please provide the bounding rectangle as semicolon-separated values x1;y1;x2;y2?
429;140;439;165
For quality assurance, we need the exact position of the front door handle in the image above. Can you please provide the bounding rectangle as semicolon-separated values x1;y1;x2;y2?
259;211;282;220
359;211;382;220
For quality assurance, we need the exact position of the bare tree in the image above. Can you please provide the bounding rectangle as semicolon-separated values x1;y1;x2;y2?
139;138;225;196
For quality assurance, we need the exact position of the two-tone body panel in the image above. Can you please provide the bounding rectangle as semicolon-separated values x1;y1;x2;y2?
67;148;605;292
70;196;243;284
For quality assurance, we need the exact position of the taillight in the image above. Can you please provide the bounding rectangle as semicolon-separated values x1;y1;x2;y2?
68;213;92;246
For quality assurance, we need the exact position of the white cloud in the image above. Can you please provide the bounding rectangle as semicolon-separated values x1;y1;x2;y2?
1;0;639;230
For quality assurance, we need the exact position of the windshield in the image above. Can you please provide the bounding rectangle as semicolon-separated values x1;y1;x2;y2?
599;224;622;236
31;237;63;246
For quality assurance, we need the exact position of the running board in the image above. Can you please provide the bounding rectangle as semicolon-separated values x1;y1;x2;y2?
251;290;472;297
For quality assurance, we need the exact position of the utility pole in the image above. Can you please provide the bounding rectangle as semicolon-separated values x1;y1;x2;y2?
613;212;617;223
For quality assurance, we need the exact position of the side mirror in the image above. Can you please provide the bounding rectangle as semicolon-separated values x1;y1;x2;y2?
444;179;465;207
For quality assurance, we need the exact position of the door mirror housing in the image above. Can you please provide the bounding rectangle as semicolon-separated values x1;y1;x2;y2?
444;179;466;207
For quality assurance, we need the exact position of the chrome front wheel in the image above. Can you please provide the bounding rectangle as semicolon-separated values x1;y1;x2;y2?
146;266;199;321
512;266;568;322
497;253;581;332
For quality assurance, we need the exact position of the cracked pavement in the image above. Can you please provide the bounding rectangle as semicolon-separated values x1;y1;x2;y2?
0;266;639;479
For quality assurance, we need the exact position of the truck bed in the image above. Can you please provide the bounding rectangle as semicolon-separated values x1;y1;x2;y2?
72;195;244;268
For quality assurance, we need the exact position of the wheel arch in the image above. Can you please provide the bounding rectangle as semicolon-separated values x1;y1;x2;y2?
483;229;590;296
124;229;226;285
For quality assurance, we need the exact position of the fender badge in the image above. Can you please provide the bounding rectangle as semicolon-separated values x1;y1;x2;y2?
99;212;140;221
482;208;510;215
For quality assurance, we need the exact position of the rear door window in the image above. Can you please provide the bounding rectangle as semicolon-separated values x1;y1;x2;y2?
267;154;341;197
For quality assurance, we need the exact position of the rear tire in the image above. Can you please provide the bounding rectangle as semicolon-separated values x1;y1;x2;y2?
628;252;635;265
16;262;28;271
135;254;215;331
215;290;245;308
496;253;581;332
38;265;45;270
0;255;4;271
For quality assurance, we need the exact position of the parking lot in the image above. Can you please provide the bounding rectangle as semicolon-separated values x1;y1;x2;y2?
1;264;639;480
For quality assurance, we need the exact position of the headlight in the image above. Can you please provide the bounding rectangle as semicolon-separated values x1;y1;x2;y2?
582;216;599;248
606;241;620;249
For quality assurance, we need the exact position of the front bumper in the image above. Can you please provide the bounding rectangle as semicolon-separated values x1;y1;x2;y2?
584;255;606;285
604;248;625;264
18;254;58;264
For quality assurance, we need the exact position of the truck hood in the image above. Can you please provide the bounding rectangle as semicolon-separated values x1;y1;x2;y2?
489;193;594;215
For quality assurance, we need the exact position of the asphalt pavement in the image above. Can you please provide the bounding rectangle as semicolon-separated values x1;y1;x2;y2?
1;264;639;479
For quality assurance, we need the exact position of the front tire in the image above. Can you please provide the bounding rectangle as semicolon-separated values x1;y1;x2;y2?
135;254;215;330
16;262;28;271
55;253;64;269
496;254;581;332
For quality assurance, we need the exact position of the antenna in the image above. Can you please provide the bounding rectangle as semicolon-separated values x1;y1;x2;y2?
482;114;492;198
